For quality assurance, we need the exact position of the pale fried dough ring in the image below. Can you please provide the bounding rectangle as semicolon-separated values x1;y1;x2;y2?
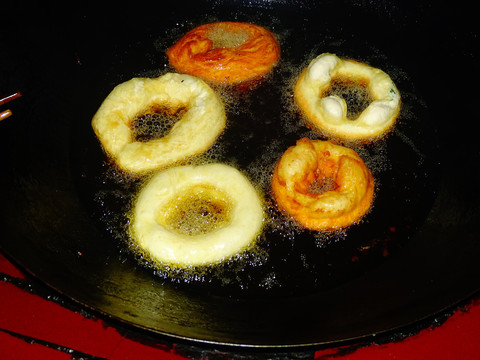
167;22;280;84
130;164;264;267
272;138;374;231
295;53;401;142
91;73;226;174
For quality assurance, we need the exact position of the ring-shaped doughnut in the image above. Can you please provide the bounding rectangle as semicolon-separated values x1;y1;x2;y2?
92;73;226;174
295;53;401;142
130;163;264;267
167;22;280;84
272;138;374;231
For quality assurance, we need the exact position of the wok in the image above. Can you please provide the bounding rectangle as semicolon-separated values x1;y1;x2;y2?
1;0;479;348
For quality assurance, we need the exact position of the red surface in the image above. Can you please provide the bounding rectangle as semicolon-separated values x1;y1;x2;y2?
1;251;480;360
314;305;480;360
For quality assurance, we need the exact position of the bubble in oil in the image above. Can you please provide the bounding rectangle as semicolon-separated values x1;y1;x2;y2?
207;23;250;49
131;104;188;142
160;185;232;236
125;230;270;290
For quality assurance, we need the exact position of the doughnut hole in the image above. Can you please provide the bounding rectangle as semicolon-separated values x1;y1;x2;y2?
157;185;232;236
308;174;338;195
207;23;251;49
322;76;374;120
131;104;188;142
298;154;339;196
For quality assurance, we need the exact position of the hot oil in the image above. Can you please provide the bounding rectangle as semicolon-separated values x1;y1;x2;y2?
323;76;374;120
132;104;188;142
160;185;232;236
80;13;440;298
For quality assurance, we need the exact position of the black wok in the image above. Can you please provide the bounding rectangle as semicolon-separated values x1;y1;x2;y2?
1;0;479;348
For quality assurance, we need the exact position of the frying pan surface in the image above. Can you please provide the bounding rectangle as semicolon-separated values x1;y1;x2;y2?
1;0;479;347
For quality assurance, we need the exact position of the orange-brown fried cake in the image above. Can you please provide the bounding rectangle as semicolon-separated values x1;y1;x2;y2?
167;22;280;84
272;138;374;231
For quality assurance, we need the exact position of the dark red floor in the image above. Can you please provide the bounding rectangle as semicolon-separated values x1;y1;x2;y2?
1;252;480;360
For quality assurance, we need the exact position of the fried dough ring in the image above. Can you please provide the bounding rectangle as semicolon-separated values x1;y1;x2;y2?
167;22;280;84
92;73;226;174
295;53;401;142
130;164;264;267
272;138;374;231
